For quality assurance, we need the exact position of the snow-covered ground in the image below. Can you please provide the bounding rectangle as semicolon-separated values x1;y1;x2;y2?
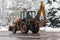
40;27;60;32
0;27;8;31
0;26;60;32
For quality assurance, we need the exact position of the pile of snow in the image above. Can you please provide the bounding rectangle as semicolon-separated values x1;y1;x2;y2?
40;27;60;32
0;26;8;31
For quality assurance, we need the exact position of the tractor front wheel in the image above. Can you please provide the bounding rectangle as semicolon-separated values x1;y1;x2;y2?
12;26;17;34
21;22;28;34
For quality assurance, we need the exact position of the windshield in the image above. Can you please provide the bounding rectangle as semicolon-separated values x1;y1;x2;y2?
27;11;36;18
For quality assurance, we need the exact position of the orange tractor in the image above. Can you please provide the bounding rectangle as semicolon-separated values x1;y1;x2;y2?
9;1;46;34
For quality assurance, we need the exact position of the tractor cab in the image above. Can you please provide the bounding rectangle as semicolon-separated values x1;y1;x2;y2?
20;11;36;19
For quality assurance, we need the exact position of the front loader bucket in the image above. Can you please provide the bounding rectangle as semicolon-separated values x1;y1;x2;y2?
9;26;14;31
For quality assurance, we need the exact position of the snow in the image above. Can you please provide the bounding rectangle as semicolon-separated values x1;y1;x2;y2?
55;10;60;16
40;27;60;32
0;26;60;32
51;2;58;8
0;27;8;31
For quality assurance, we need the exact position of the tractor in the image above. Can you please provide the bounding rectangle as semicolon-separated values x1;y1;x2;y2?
9;1;46;34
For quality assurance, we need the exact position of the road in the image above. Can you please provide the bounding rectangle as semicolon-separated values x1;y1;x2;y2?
0;31;60;40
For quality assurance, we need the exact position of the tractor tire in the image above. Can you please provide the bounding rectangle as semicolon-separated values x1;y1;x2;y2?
12;26;17;34
21;21;28;34
32;27;39;33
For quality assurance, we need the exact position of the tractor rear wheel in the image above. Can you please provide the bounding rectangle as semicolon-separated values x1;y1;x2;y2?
21;22;28;34
32;27;39;33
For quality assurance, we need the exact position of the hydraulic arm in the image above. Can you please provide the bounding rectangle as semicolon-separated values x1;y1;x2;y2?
36;1;46;20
